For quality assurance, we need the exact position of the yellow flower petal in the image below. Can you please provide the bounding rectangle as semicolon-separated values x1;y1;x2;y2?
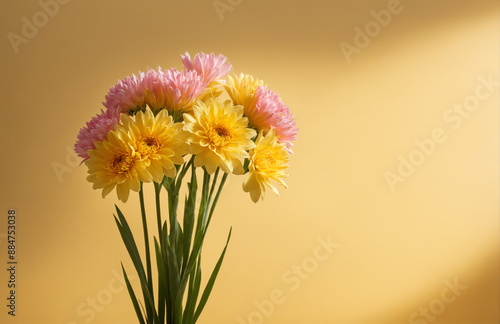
85;107;187;202
184;97;257;174
242;129;289;202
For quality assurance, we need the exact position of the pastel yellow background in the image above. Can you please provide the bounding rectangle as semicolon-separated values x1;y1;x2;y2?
0;0;498;323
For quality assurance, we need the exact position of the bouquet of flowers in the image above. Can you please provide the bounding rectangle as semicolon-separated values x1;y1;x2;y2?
74;52;297;324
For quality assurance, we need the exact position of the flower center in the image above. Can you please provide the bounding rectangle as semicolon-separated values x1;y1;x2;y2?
138;136;161;156
207;124;232;147
111;153;134;174
255;152;276;172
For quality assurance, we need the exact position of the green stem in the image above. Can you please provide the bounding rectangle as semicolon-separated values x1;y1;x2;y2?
176;156;194;193
139;183;154;323
208;168;220;200
154;182;163;244
205;172;228;232
167;180;179;254
205;168;220;222
200;169;211;229
154;182;165;324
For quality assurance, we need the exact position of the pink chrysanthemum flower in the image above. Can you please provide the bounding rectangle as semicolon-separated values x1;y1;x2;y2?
103;73;147;114
248;86;297;152
143;68;206;116
75;108;121;163
181;52;232;85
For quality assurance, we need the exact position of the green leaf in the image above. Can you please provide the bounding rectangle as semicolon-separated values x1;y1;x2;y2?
160;222;174;324
114;206;159;324
163;236;181;322
199;170;211;229
184;171;229;281
243;158;250;174
182;166;198;273
154;238;166;324
174;260;194;324
176;222;184;271
114;206;146;281
205;173;228;234
181;229;204;287
167;172;180;257
162;174;174;192
138;184;154;322
183;256;202;324
175;156;194;193
193;228;232;323
122;264;146;324
207;168;220;202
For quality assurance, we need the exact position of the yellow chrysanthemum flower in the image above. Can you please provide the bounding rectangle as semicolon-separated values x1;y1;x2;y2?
86;129;149;202
224;73;264;110
120;108;189;182
197;82;224;104
183;97;256;174
242;129;289;203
